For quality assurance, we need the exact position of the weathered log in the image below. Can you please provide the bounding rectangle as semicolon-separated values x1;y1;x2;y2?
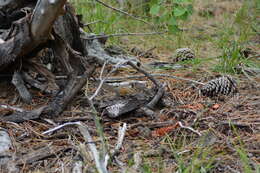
82;32;139;65
31;0;66;42
0;0;67;71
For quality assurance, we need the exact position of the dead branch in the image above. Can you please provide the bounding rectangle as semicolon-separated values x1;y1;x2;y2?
82;31;166;40
89;61;108;100
42;122;108;173
178;121;202;136
12;71;32;104
82;31;138;65
15;145;69;165
46;70;93;116
146;83;166;109
104;123;127;167
0;0;67;70
21;72;49;93
107;74;205;85
0;106;47;123
39;73;205;85
31;0;66;42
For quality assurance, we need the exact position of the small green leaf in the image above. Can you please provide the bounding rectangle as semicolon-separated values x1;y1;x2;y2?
179;11;189;20
173;6;186;17
150;4;160;15
169;17;177;26
168;24;180;34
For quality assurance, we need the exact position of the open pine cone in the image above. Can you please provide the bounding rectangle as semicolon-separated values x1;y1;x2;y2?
200;76;238;97
172;48;195;62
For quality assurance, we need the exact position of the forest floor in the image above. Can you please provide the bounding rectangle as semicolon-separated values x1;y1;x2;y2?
0;0;259;172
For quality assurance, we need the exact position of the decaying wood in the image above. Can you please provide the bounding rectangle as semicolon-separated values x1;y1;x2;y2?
31;0;66;42
0;0;169;170
82;31;139;65
15;145;70;165
0;0;67;71
0;106;46;123
46;69;93;117
12;71;32;104
0;0;98;122
21;72;49;93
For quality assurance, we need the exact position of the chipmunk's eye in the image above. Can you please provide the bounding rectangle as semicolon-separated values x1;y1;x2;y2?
136;62;141;67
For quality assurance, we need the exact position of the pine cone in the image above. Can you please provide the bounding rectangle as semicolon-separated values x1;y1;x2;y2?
172;48;195;62
200;76;238;97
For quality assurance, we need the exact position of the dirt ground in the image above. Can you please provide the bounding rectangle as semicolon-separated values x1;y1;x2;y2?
0;0;259;172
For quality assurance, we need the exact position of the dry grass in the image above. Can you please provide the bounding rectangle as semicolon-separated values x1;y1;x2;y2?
0;0;259;172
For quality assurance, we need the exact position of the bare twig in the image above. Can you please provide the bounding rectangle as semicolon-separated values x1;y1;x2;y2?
114;123;127;153
82;31;166;40
83;20;103;27
177;150;190;155
0;104;24;112
42;122;80;135
78;123;108;173
178;121;202;136
131;152;143;171
89;61;107;100
107;74;205;85
95;0;153;26
146;83;166;109
42;122;108;173
40;73;203;85
104;123;127;167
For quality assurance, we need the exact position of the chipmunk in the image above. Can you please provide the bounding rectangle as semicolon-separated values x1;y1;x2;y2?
103;80;147;96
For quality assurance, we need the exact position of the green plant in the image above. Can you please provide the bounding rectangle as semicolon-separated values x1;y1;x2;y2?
71;0;124;42
173;144;217;173
230;124;259;173
162;133;217;172
235;147;257;173
214;41;247;73
141;163;153;173
149;0;193;33
212;0;259;74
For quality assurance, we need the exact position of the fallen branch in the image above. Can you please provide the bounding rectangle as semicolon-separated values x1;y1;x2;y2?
12;71;32;104
83;20;103;27
78;122;108;173
38;73;204;85
89;61;108;100
82;31;138;65
178;121;202;136
42;121;108;173
0;0;67;70
146;83;166;109
104;123;127;167
31;0;66;42
107;74;205;85
0;106;47;123
82;31;166;40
